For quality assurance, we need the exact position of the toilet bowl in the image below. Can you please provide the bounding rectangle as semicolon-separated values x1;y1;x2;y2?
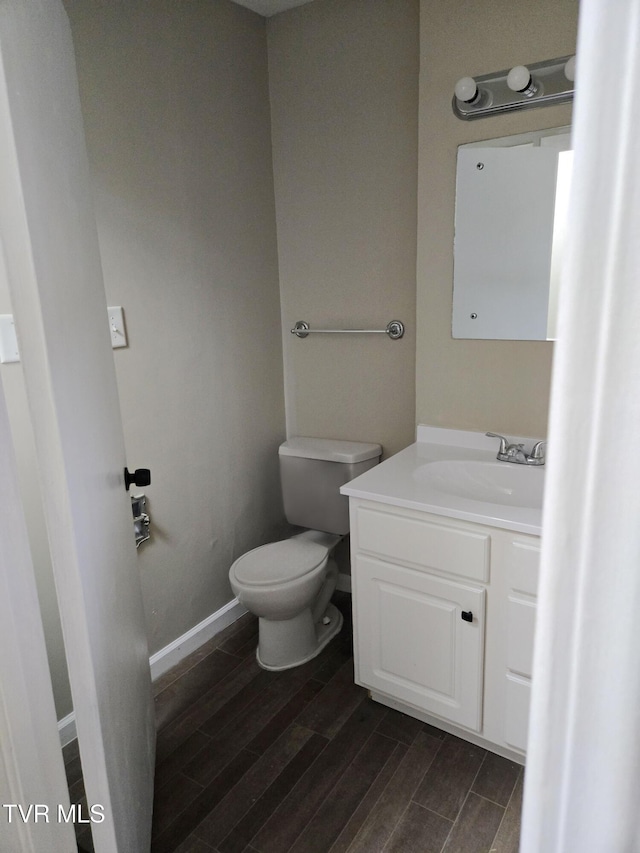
229;531;343;670
228;436;381;671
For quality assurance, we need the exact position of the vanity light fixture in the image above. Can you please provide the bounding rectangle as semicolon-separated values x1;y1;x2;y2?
453;55;575;120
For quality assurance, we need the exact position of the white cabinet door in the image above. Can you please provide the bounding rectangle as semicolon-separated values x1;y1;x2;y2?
354;555;485;731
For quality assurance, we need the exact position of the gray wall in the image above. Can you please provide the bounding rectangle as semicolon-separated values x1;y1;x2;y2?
416;0;579;437
268;0;419;458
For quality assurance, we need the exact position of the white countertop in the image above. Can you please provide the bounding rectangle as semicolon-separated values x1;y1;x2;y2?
340;425;544;536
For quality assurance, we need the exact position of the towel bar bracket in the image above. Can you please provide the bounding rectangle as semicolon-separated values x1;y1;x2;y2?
291;320;404;340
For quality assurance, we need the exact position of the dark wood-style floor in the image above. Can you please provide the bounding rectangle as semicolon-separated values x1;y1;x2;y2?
65;594;523;852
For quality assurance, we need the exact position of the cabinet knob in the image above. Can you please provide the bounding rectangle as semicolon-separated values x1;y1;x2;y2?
461;610;473;623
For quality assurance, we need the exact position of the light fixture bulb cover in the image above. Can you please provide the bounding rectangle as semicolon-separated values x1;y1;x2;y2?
564;55;576;81
507;65;532;92
454;76;478;103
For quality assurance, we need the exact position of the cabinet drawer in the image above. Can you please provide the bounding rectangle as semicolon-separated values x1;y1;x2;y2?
355;505;490;582
505;673;531;752
508;539;541;596
507;596;537;678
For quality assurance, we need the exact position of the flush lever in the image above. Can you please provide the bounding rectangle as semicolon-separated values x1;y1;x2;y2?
124;467;151;491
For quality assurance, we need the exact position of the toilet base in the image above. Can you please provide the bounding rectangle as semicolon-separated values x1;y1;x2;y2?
256;603;344;672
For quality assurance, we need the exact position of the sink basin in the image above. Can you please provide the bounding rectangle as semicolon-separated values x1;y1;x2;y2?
414;459;544;509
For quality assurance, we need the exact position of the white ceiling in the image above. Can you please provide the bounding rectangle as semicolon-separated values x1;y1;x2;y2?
231;0;316;16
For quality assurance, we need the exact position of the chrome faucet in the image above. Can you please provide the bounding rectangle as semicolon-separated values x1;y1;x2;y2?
486;433;546;466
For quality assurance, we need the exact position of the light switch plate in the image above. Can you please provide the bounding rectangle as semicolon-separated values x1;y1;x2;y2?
0;314;20;363
108;306;127;348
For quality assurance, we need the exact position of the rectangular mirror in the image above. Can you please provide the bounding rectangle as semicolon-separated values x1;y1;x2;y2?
452;127;572;341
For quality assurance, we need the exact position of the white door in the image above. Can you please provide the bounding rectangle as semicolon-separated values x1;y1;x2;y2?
0;2;155;851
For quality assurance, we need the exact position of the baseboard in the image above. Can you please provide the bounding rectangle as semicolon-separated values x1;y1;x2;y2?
58;597;247;746
336;572;352;593
149;597;247;681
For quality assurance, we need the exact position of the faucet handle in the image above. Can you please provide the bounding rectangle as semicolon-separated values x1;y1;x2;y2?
530;440;547;461
486;432;509;455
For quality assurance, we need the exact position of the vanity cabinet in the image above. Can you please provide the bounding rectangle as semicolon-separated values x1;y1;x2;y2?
348;497;540;761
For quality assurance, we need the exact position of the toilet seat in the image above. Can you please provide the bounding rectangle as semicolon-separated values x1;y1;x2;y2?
232;539;328;587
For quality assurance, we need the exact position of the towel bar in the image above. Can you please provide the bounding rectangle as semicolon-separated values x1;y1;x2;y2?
291;320;404;340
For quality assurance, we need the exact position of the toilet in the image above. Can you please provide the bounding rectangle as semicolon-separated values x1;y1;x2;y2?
229;437;381;671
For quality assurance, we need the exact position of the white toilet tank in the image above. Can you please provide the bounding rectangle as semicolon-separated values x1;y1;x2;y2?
279;437;381;535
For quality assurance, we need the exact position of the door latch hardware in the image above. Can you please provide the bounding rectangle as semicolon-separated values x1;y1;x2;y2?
131;494;150;548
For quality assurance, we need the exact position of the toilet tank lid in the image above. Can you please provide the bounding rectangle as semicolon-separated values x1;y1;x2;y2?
279;436;382;464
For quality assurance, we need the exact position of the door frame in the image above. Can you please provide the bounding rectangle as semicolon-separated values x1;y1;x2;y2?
0;377;75;853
